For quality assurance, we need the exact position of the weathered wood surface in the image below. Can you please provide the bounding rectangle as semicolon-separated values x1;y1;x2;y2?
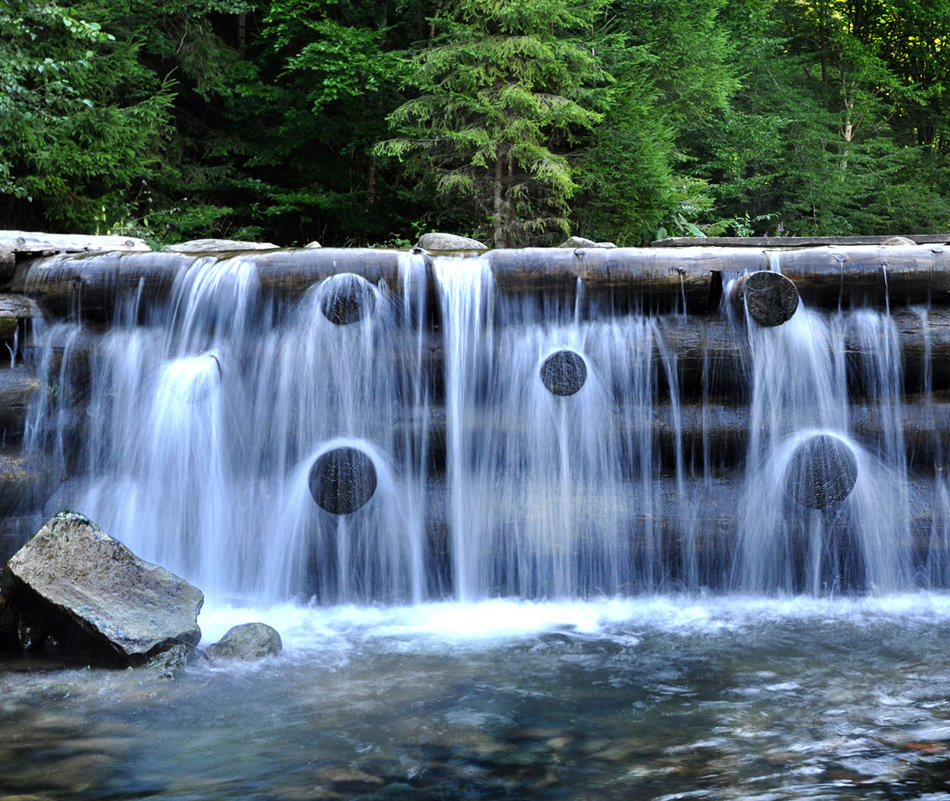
0;294;43;347
653;235;950;247
0;371;40;442
12;243;950;319
0;231;149;253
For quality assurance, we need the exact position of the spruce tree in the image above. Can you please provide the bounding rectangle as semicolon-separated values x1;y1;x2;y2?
375;0;608;247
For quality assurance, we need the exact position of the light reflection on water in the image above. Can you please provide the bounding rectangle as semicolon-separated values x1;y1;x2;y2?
4;595;950;800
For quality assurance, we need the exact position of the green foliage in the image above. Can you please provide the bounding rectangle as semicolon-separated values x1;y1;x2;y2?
376;0;609;246
3;0;948;243
0;1;174;232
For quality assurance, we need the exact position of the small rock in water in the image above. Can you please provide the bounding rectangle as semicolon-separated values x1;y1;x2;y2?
145;643;192;677
0;511;203;666
414;232;487;251
309;447;378;515
540;350;587;396
881;236;916;246
785;434;858;509
205;622;282;662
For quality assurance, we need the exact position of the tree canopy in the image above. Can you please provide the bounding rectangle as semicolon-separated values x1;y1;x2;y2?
1;0;948;246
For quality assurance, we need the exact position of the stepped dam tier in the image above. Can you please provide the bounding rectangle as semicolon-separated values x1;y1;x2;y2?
2;236;950;602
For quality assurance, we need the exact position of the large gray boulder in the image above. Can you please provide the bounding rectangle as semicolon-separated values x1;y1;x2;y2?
0;511;203;666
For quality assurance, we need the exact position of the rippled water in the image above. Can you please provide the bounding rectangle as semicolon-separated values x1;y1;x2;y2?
4;596;950;800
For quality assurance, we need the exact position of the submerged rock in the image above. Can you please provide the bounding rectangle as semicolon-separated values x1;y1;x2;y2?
0;511;203;666
205;622;282;662
414;232;487;251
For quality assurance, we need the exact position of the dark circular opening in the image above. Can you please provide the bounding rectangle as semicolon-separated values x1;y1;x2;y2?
308;446;378;514
318;274;377;325
540;350;587;396
785;434;858;510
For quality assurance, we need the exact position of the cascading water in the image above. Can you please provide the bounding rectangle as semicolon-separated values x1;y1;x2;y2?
12;242;950;801
733;296;911;593
15;246;950;603
23;253;429;603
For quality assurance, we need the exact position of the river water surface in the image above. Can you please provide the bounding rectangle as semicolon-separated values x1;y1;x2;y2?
3;595;950;800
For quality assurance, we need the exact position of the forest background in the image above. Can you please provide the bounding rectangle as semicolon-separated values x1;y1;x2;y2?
1;0;948;248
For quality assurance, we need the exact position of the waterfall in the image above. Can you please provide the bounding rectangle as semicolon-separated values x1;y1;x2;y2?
16;244;949;603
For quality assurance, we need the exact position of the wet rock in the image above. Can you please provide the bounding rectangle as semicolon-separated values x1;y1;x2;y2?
882;236;917;246
304;241;322;248
0;453;48;515
785;434;858;509
540;350;587;396
414;233;487;251
730;270;799;326
319;273;377;324
145;643;192;677
205;622;282;662
0;293;42;347
0;371;41;442
558;236;617;248
161;238;278;253
314;766;385;793
309;447;378;514
0;511;203;666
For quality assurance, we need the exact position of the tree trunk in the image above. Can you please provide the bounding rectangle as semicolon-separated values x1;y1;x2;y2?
493;154;505;247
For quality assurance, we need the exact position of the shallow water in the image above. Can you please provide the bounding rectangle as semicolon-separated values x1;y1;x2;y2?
4;596;950;800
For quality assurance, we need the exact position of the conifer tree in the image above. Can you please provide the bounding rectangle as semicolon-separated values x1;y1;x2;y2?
375;0;608;247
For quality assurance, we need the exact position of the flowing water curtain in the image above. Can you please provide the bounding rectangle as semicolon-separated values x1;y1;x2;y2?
434;256;495;601
734;302;912;593
69;257;266;597
255;273;424;604
477;322;628;598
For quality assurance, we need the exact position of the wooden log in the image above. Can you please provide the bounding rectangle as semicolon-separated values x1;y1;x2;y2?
727;270;800;326
652;234;950;247
0;293;42;350
0;371;40;442
487;246;768;314
12;251;198;321
0;452;48;515
0;230;150;254
773;244;950;309
0;250;14;288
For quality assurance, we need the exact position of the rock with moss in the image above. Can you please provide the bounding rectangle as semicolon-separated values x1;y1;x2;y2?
0;511;203;666
205;622;282;662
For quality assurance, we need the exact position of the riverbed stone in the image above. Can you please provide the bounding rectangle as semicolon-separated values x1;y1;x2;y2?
0;511;203;666
205;622;282;662
414;232;487;251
